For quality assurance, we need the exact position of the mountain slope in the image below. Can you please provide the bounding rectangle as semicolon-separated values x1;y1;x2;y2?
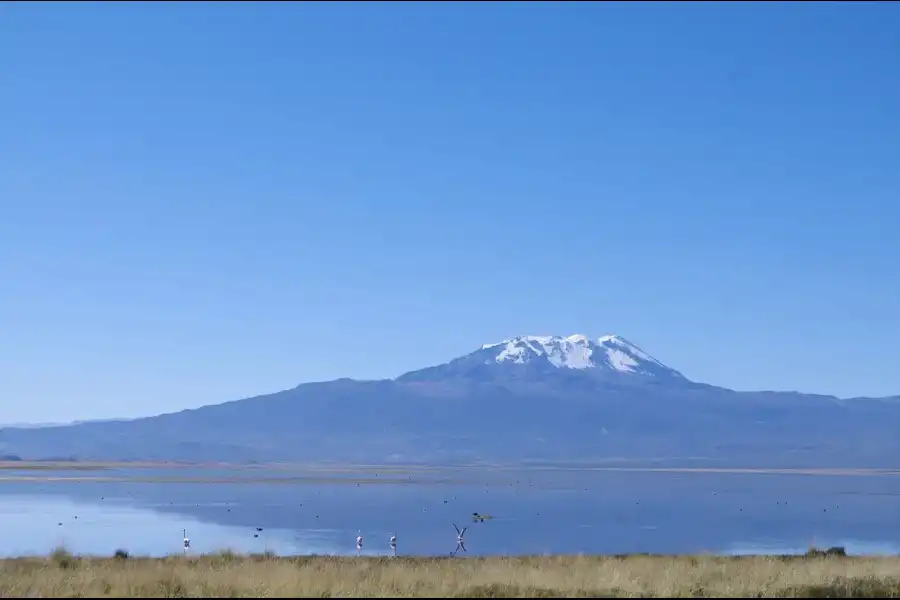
1;333;898;467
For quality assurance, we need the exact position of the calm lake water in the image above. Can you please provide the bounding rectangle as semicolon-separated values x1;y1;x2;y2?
0;466;899;558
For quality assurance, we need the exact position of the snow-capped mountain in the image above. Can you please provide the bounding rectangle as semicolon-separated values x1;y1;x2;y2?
398;333;687;385
2;331;900;467
480;334;685;379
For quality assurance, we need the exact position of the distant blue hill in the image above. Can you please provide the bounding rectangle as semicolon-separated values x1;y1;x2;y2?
1;334;898;467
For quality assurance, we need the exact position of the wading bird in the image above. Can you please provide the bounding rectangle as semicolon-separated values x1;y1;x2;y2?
356;531;363;556
182;529;190;555
452;524;467;556
389;533;397;557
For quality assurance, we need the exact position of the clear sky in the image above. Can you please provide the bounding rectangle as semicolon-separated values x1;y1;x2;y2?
2;2;899;423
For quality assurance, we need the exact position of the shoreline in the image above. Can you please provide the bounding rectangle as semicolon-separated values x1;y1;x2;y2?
0;461;898;486
1;460;899;475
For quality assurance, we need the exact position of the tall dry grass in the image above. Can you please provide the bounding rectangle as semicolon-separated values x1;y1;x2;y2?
0;547;898;597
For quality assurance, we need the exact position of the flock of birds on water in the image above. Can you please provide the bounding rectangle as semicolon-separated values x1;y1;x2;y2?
51;487;500;558
178;519;481;557
39;470;855;559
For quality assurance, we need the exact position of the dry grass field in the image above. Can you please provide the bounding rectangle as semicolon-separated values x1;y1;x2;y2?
0;548;898;597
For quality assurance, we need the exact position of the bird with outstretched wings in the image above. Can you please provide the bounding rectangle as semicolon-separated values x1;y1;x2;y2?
452;523;467;555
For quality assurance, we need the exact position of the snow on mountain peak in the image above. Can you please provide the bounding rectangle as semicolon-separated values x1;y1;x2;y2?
479;334;683;378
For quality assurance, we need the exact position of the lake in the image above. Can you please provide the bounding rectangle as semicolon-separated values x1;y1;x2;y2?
0;465;899;558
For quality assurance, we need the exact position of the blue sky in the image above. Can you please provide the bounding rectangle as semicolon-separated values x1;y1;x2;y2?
2;2;899;423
